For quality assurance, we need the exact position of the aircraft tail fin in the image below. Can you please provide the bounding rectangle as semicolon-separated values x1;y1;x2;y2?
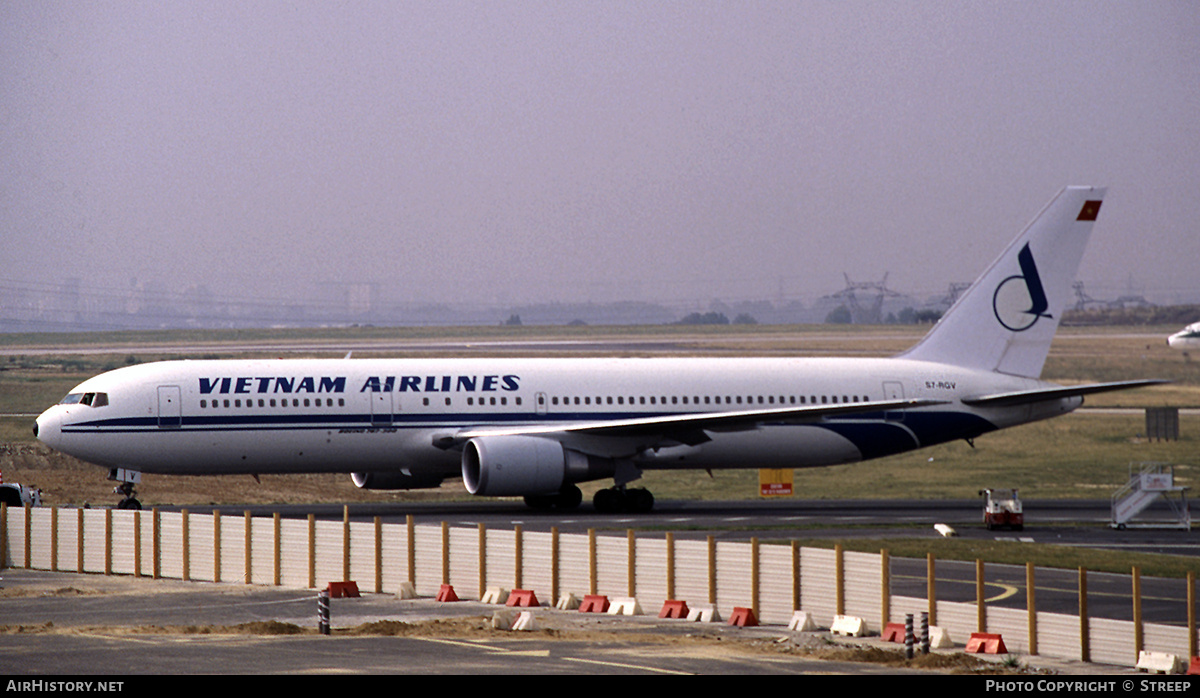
900;186;1106;378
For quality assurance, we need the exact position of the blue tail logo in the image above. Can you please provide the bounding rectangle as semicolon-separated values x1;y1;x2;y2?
992;243;1052;332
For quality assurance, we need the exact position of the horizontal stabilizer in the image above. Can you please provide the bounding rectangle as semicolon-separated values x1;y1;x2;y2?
961;380;1168;408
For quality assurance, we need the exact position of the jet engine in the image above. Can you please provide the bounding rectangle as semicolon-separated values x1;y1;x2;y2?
462;435;613;496
351;470;446;490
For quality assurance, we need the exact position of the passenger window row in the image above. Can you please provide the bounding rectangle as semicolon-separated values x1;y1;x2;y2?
422;396;523;407
198;393;873;411
200;398;346;409
542;394;871;407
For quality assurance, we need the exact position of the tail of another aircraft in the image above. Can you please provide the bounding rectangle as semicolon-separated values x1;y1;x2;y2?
901;186;1106;379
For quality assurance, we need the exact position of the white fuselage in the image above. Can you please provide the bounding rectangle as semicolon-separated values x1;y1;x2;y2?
1168;323;1200;351
34;355;1075;481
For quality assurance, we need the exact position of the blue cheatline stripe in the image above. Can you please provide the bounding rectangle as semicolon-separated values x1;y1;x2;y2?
60;411;999;453
60;410;656;434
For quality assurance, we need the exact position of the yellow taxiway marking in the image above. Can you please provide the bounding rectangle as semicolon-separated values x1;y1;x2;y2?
985;584;1020;603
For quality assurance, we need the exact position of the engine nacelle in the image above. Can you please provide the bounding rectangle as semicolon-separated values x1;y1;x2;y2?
351;470;446;490
462;436;615;496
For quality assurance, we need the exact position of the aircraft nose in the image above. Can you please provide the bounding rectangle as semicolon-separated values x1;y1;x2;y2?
34;409;61;449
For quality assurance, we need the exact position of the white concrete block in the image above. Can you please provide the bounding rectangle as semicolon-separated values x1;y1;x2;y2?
511;611;537;631
830;614;866;637
686;605;720;623
788;610;817;631
607;597;642;616
481;587;510;604
395;581;416;600
929;626;954;649
1137;651;1182;674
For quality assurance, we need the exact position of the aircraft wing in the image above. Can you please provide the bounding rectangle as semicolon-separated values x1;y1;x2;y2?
961;379;1168;408
434;397;946;449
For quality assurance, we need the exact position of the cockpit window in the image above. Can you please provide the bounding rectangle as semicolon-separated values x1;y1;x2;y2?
59;392;108;407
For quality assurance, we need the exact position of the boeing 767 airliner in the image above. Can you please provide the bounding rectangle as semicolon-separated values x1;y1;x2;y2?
34;187;1162;511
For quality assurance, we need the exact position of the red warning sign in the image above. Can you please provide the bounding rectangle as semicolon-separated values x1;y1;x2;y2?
759;469;793;497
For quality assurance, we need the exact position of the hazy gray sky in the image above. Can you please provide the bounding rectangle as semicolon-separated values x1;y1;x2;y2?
4;1;1199;312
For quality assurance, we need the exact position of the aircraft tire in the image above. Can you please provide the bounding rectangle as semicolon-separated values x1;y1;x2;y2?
626;488;654;513
524;485;582;510
523;494;555;510
557;484;582;510
593;488;624;513
593;487;654;513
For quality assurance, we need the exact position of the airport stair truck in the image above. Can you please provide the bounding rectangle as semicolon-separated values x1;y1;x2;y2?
1111;463;1190;530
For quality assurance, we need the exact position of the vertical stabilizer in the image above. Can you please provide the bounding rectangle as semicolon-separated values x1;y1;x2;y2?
901;186;1106;378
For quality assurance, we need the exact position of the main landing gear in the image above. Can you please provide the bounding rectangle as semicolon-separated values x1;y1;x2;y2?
592;486;654;514
522;484;656;513
523;484;583;510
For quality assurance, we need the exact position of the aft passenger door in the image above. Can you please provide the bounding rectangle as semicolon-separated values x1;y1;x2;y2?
157;385;182;428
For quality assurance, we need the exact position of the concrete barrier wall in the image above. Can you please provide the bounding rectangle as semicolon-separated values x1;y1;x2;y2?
1;504;1193;668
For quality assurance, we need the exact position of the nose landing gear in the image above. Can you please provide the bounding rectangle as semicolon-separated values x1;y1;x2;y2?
108;468;143;511
113;482;141;510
